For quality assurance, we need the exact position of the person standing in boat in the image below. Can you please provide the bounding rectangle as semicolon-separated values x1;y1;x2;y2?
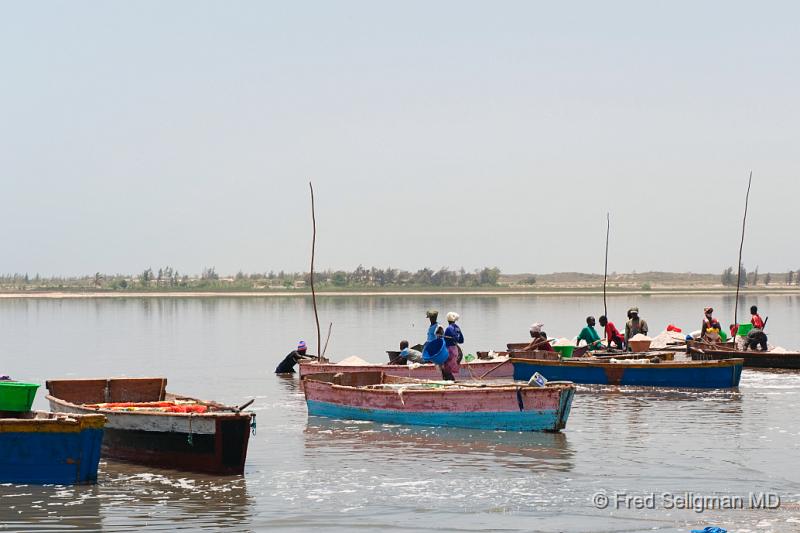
576;316;603;350
747;305;768;350
521;323;554;351
750;305;766;329
424;309;440;347
700;307;723;343
275;340;315;374
422;325;453;380
443;311;464;376
624;307;649;348
598;315;624;350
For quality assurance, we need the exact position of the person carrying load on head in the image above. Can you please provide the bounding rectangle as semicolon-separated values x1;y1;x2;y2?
599;315;624;350
275;340;315;374
399;340;424;363
700;307;723;343
576;316;603;350
422;325;454;380
444;311;464;372
624;307;648;348
521;323;554;352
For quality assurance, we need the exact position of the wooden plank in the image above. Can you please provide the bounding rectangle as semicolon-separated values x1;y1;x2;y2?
108;378;167;402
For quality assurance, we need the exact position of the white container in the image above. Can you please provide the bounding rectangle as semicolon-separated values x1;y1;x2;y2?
528;372;548;387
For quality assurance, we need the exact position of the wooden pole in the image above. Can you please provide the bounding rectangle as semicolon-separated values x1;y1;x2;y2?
309;182;322;361
733;171;753;328
603;213;610;319
322;322;333;358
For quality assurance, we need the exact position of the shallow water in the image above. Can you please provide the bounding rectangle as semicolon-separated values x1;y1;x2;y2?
1;294;799;532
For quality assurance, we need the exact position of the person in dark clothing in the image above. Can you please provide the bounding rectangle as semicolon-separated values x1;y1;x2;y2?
275;340;314;373
746;329;769;351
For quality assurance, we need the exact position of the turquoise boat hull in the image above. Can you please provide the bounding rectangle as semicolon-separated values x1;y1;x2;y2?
307;396;574;432
0;411;105;484
512;358;743;389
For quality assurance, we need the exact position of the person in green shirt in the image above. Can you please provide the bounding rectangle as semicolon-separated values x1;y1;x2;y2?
576;316;603;350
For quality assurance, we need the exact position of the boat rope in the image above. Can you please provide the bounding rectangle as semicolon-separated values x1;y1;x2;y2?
250;414;257;436
187;414;194;446
515;387;524;411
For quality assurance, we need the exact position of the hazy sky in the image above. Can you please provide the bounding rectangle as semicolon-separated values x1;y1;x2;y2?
2;1;798;276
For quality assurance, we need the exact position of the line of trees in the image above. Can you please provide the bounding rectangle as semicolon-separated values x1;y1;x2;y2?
0;265;504;291
721;265;800;287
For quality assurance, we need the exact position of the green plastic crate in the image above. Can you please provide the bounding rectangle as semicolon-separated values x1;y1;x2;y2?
0;381;39;412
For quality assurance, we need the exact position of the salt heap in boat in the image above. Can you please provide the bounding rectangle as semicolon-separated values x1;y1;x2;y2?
650;330;684;349
552;338;575;347
337;355;372;366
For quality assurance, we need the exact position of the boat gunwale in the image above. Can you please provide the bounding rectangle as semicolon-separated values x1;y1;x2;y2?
302;373;575;396
45;394;251;420
509;357;744;369
688;347;800;358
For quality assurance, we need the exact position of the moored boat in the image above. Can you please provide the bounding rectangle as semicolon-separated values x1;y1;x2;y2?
302;371;575;431
687;340;800;369
46;377;254;475
511;357;743;389
0;410;105;484
299;356;514;380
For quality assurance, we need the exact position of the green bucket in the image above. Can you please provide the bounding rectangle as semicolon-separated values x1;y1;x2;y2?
553;345;575;358
0;381;39;412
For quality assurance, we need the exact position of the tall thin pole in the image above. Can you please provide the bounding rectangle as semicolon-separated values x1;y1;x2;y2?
733;171;753;328
603;212;610;319
309;182;322;361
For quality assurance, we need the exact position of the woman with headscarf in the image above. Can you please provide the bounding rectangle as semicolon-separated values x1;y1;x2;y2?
424;309;439;347
701;307;722;343
443;311;464;380
521;323;554;351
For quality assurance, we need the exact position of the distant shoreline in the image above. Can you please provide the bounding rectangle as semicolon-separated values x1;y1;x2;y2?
1;288;799;299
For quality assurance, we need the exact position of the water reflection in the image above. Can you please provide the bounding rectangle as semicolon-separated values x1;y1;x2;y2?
99;461;252;530
0;483;102;531
304;417;575;473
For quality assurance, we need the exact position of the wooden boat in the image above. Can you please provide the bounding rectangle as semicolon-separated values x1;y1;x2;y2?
591;351;676;361
511;357;743;389
687;340;800;369
299;357;514;380
46;377;254;475
302;371;575;432
0;410;105;484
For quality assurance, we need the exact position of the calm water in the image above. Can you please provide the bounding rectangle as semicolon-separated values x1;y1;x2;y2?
1;294;799;532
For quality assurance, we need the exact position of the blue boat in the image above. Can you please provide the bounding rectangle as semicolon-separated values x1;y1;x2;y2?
0;411;106;484
511;357;743;389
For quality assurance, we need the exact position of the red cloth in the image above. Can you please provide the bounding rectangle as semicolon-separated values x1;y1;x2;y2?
751;314;765;329
666;324;682;333
605;322;623;342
